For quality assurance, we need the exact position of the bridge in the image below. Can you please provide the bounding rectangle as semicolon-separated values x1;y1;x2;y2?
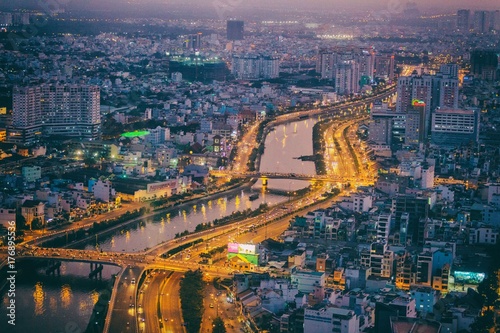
209;170;376;185
211;170;345;181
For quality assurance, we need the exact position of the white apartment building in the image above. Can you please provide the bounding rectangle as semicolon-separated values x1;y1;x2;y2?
9;84;100;144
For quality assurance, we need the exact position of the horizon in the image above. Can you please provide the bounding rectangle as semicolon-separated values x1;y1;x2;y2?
1;0;499;15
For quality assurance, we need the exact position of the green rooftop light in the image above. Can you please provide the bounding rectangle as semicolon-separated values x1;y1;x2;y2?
121;130;150;138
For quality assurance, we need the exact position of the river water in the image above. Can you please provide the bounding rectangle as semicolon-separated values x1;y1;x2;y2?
2;117;318;332
0;260;121;333
254;117;317;192
76;190;287;252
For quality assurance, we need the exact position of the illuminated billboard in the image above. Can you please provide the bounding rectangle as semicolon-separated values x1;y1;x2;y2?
412;99;426;107
238;244;256;255
227;243;256;255
227;253;259;265
453;271;485;284
228;243;239;253
147;179;178;193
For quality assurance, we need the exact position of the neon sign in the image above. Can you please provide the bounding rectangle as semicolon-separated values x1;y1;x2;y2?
412;99;425;107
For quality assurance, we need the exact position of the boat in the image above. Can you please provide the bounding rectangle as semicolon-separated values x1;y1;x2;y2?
249;193;259;201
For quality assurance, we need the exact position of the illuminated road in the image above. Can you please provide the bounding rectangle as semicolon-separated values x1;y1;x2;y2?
232;121;260;173
107;265;142;333
160;272;184;333
137;270;162;333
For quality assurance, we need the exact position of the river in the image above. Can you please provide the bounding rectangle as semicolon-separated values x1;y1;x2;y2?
4;116;319;332
0;260;121;333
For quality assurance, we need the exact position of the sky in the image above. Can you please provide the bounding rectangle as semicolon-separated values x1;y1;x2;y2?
2;0;499;13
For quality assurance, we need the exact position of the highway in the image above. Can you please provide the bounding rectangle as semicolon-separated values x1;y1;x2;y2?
107;265;142;333
160;272;184;333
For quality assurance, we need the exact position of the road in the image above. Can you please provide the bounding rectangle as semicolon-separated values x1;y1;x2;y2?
137;270;162;333
107;265;142;333
160;272;185;333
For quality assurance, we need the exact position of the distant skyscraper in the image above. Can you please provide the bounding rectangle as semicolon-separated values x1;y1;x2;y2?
438;77;459;109
405;104;426;146
232;54;261;80
439;63;459;78
184;33;202;50
9;84;101;144
473;10;491;33
456;9;470;32
231;54;279;79
260;55;280;79
492;10;500;31
227;20;244;40
396;74;433;138
470;49;499;81
374;53;395;80
335;60;360;95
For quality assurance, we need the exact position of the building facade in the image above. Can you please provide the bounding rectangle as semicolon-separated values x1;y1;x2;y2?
9;84;101;144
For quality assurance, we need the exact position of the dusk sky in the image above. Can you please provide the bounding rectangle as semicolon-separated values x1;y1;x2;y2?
3;0;500;12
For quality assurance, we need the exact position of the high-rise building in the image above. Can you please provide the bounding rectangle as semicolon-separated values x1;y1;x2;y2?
404;104;426;146
317;47;371;85
374;53;395;80
369;111;394;145
260;55;280;79
473;10;491;33
335;61;360;95
358;49;375;81
316;49;337;79
395;251;414;290
396;70;458;141
231;54;280;80
431;108;480;147
492;10;500;31
438;77;459;109
421;163;435;189
9;84;101;144
470;49;499;81
183;33;202;50
457;9;470;32
394;194;430;245
439;63;459;78
226;20;244;40
0;12;12;26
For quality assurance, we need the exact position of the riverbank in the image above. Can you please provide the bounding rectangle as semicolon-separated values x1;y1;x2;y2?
38;178;258;250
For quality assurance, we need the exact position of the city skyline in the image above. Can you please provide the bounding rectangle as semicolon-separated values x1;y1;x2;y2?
0;1;499;333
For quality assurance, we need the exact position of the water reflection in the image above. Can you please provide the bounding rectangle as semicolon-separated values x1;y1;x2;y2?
0;261;120;333
74;190;287;252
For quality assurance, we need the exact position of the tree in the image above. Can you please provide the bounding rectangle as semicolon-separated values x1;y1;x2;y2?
16;212;27;230
212;317;226;333
31;218;43;230
470;310;495;333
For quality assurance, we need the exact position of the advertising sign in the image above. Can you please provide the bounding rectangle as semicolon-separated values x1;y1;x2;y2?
412;99;426;107
228;243;239;253
147;179;178;193
238;244;256;255
227;253;259;265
